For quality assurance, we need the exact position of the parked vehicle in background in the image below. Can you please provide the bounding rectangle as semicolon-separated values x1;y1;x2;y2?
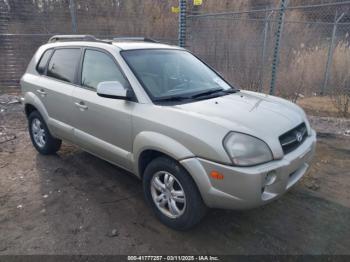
21;35;316;230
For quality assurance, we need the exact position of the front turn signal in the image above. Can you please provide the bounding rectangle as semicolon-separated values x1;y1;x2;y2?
210;171;224;180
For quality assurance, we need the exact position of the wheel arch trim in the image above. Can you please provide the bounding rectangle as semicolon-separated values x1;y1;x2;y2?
23;92;49;122
133;131;195;178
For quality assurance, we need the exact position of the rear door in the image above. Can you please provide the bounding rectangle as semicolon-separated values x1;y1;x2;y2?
38;48;81;140
71;48;134;170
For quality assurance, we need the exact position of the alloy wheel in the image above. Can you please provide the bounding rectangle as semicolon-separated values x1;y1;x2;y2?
31;118;46;148
150;171;186;219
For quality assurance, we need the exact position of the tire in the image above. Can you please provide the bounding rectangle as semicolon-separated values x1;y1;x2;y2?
143;156;207;230
28;110;61;155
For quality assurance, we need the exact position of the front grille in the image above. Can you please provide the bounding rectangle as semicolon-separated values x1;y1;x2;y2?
279;122;308;154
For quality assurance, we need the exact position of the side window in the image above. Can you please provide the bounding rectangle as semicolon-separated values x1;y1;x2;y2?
47;48;81;83
36;49;53;74
81;49;128;90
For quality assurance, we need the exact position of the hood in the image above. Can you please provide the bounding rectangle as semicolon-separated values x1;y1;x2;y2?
173;91;307;157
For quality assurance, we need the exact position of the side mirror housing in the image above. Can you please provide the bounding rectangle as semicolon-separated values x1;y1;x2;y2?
97;81;132;100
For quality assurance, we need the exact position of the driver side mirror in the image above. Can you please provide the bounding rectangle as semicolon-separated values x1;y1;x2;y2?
97;81;132;100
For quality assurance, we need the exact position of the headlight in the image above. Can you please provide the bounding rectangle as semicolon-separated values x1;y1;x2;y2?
223;132;273;166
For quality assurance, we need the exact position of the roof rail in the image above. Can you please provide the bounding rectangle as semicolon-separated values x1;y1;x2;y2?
48;35;97;43
48;35;112;44
112;37;159;43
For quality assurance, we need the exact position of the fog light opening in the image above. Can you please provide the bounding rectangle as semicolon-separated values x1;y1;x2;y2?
264;171;277;186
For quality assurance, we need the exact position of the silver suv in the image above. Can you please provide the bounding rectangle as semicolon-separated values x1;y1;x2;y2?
21;35;316;230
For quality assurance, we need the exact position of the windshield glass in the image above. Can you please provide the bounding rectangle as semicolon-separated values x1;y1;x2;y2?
121;49;235;101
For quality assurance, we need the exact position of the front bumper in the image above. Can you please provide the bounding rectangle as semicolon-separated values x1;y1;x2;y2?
180;129;317;210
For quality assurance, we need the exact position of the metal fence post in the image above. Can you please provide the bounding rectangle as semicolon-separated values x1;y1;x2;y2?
178;0;187;47
69;0;78;33
259;10;273;93
269;0;288;95
321;12;345;95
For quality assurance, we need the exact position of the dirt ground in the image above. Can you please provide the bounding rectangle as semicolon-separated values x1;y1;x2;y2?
0;97;350;255
297;96;348;118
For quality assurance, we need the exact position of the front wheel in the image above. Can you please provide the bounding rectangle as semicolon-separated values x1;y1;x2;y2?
143;157;207;230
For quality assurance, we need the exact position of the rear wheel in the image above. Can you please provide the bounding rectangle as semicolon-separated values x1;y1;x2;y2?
28;111;61;155
143;156;207;230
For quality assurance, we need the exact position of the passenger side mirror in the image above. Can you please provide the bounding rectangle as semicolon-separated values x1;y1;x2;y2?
97;81;132;100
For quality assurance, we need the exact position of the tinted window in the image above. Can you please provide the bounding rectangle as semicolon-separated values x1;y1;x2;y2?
81;49;127;90
47;49;81;83
36;49;53;74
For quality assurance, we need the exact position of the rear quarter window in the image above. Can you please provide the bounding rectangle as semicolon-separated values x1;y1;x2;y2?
36;49;53;74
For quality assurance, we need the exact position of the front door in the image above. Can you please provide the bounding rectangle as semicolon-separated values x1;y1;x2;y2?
71;48;134;171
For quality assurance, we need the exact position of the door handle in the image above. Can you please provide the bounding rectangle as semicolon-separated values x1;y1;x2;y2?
36;89;47;96
75;102;88;110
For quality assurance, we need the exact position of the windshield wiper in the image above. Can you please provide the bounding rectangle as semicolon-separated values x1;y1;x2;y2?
153;88;239;103
153;96;191;103
190;88;238;99
190;88;224;99
223;88;239;94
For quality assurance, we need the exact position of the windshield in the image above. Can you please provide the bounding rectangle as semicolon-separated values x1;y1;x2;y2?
121;49;236;102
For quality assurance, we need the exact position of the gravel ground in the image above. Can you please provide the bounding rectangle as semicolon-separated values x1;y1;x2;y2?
0;95;350;255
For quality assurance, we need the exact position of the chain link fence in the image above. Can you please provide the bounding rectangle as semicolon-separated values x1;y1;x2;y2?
186;1;350;102
1;0;350;107
0;0;178;94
